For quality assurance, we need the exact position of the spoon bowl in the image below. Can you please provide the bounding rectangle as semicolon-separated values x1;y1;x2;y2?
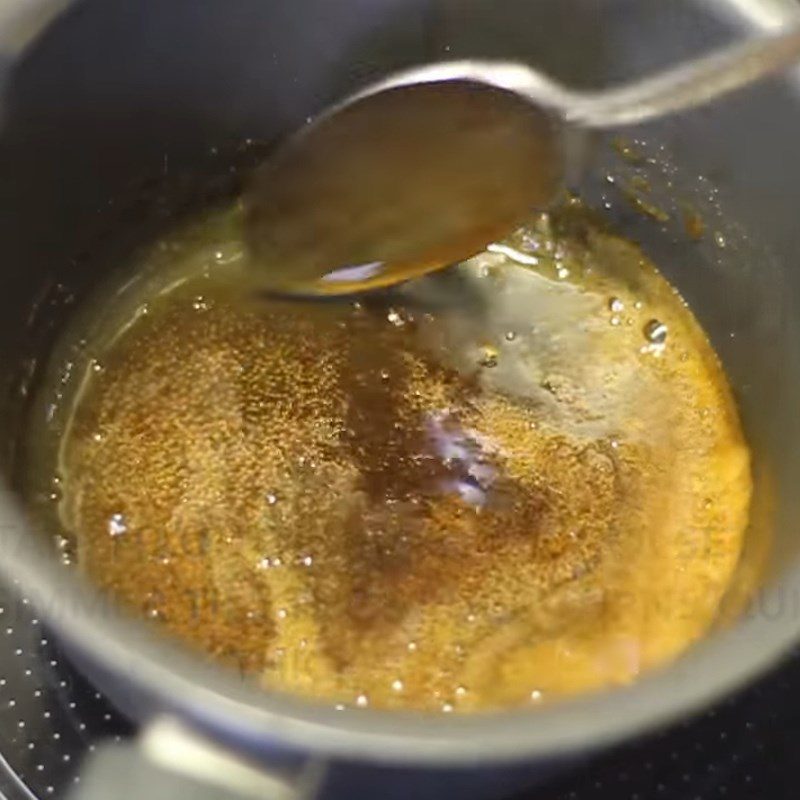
246;27;800;296
246;77;563;296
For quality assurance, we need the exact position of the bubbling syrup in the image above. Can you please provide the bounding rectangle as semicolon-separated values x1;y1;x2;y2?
25;202;751;712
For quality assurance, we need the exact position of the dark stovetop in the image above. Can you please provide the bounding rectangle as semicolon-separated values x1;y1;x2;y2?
0;582;796;800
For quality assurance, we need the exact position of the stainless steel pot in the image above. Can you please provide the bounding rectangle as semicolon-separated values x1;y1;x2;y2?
1;0;800;798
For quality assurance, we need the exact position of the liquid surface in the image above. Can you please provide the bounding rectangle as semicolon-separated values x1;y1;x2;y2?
25;201;751;712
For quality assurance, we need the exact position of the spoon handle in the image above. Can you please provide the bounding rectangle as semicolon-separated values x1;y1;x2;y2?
568;25;800;128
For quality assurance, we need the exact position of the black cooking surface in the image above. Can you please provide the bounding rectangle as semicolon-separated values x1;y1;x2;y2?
0;585;795;799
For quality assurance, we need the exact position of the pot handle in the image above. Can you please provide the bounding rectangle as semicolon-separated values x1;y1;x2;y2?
66;717;325;800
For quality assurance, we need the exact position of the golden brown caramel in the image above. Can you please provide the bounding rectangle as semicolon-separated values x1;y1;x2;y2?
31;203;751;712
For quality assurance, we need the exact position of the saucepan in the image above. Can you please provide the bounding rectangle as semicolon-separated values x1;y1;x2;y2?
0;0;799;798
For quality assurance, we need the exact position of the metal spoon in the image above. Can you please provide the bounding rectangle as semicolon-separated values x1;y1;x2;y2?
246;27;800;296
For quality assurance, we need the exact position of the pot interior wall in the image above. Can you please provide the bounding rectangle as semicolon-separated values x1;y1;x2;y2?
0;0;798;610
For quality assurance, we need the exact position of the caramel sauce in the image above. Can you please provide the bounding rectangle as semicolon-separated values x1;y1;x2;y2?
28;202;751;712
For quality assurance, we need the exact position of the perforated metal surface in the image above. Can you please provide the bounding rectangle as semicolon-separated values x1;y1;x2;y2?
0;584;131;800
